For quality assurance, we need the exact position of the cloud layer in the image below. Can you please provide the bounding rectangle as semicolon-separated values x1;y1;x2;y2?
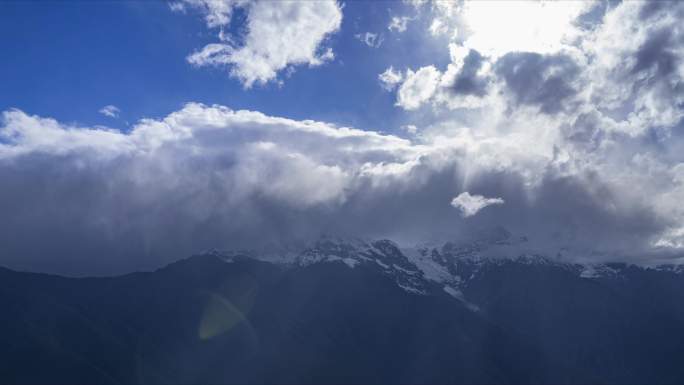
1;96;682;275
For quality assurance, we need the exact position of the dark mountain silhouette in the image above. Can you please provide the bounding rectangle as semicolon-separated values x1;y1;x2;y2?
2;238;684;384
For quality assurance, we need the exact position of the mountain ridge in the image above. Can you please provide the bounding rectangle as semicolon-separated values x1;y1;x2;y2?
196;235;684;305
2;239;684;383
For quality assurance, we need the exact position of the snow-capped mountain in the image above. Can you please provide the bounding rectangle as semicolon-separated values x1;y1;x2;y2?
3;235;684;384
208;232;684;311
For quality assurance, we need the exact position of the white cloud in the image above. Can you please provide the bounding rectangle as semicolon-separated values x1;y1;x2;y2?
390;44;494;111
579;1;684;136
0;103;414;198
168;1;186;13
0;103;421;273
388;16;410;33
389;1;683;124
418;1;461;40
183;0;342;88
99;105;120;118
378;66;404;91
176;0;249;28
450;192;504;218
401;124;418;134
655;227;684;249
396;66;441;110
355;32;383;48
428;19;449;37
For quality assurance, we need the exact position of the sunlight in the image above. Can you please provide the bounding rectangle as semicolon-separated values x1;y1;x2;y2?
461;0;590;57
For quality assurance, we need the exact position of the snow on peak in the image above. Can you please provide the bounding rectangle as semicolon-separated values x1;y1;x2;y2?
197;234;684;300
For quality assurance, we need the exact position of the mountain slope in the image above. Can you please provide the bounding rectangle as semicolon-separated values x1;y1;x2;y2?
1;237;684;384
0;255;543;384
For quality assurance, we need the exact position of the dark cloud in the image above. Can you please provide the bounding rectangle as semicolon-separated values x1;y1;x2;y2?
639;0;669;21
495;52;580;114
450;49;489;97
632;28;678;78
629;25;684;115
561;112;605;152
574;0;611;30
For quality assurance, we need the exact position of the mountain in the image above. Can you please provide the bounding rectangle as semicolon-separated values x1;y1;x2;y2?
1;236;684;384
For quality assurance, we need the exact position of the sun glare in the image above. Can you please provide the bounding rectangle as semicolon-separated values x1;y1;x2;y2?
461;0;590;57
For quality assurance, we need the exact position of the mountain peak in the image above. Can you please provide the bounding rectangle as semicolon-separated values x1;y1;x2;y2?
194;234;684;302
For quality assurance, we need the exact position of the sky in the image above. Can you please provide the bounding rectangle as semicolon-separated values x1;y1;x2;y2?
1;0;683;275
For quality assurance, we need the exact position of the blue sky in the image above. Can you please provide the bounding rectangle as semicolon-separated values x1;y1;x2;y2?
1;1;683;275
0;1;449;133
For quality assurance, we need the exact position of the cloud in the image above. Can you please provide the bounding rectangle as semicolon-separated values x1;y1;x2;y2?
378;66;403;91
392;45;492;110
401;124;418;135
389;1;683;124
0;104;419;274
355;32;383;48
99;105;120;118
173;0;248;28
1;99;682;275
450;192;504;218
494;52;580;114
428;19;449;37
182;0;342;88
388;16;410;33
449;49;487;96
168;1;186;13
580;1;684;136
416;1;459;39
396;66;441;110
